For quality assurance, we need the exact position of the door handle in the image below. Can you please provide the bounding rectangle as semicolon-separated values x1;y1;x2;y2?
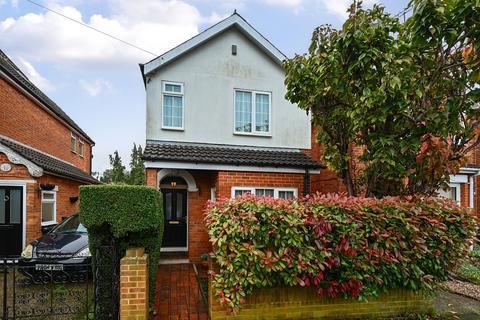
4;195;9;202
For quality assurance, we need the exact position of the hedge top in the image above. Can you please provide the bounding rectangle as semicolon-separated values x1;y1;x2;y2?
79;185;162;238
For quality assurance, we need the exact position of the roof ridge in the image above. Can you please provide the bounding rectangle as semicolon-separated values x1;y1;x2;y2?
142;12;287;75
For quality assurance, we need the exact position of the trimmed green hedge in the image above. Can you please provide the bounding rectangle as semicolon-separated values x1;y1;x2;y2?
79;185;163;310
205;194;477;311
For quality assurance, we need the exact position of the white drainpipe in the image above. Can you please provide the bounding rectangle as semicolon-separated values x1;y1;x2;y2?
469;175;475;209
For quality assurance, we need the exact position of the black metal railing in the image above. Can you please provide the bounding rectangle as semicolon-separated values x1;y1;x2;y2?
0;258;94;319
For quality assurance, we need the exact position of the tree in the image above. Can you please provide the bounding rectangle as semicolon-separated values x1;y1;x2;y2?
127;144;146;185
285;0;480;197
100;151;127;184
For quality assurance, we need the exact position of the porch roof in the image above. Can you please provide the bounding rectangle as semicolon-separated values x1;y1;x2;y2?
143;141;323;170
0;135;99;184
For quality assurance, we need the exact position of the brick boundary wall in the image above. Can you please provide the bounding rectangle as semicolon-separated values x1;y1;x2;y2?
208;262;433;320
209;280;433;320
120;248;149;320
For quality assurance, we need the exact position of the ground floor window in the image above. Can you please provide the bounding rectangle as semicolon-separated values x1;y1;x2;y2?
41;191;56;225
232;187;297;199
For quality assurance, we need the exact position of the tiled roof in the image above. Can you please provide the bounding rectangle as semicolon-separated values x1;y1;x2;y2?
0;136;99;184
0;50;94;144
143;142;323;169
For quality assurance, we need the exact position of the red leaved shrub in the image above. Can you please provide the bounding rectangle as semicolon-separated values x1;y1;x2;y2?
205;193;477;310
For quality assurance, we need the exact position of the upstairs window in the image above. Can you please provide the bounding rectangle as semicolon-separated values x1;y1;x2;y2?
71;133;77;153
234;90;271;134
162;82;184;130
79;139;84;157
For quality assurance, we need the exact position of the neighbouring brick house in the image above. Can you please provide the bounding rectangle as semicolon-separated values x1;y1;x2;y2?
310;125;480;212
0;49;98;256
141;13;322;262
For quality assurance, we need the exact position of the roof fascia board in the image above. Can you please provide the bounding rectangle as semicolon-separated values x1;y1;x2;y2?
144;161;320;174
0;70;94;145
143;14;286;75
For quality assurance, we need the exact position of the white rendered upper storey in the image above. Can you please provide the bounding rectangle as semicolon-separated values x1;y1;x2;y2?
141;13;311;150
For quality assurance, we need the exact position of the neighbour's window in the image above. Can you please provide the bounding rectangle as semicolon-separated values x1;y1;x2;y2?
162;82;184;129
234;90;271;134
438;183;461;204
232;187;297;199
71;133;77;153
79;139;84;157
41;191;56;225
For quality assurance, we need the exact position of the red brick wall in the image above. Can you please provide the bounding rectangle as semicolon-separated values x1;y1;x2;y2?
0;77;92;173
215;171;304;198
0;154;86;245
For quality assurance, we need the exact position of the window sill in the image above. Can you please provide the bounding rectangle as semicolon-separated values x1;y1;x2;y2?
41;221;57;227
162;126;184;131
233;131;272;137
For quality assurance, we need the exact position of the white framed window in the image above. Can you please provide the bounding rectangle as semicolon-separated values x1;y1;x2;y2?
231;187;297;199
79;139;84;157
438;183;461;204
234;90;271;135
71;133;77;153
41;191;57;226
162;81;184;130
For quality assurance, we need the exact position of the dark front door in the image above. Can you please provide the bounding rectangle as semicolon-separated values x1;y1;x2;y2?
0;186;23;257
161;188;187;248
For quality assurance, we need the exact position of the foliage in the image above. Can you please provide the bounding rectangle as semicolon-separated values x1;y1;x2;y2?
100;151;126;184
455;245;480;285
79;185;163;308
205;194;477;310
100;144;145;185
284;0;480;197
127;143;146;185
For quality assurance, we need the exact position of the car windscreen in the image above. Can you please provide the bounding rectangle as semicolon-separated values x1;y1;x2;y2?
52;215;88;234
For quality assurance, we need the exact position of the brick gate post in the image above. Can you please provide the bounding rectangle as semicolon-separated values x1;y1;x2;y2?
120;247;149;320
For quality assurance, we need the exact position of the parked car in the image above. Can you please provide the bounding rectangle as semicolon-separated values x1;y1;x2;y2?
19;213;91;281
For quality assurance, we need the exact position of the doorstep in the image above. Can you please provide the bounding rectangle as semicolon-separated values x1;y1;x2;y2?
158;251;190;265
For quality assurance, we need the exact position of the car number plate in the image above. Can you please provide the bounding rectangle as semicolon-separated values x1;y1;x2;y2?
35;264;63;271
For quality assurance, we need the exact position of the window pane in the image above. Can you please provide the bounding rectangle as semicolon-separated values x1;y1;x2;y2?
79;142;84;156
255;93;270;132
450;187;457;201
234;189;250;197
165;83;181;93
71;136;76;152
163;95;183;128
278;191;295;199
42;192;54;200
177;193;185;219
255;189;274;197
235;91;252;132
164;192;172;220
0;189;5;224
42;202;55;223
9;189;21;224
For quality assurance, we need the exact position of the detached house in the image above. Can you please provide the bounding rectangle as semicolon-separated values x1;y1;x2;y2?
0;50;98;256
141;13;322;261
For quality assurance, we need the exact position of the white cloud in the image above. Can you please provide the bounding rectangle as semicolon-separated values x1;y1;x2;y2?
320;0;380;19
261;0;302;7
79;79;112;96
16;58;55;92
0;0;220;69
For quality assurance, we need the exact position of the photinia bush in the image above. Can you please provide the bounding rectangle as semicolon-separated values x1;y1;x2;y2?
205;194;477;310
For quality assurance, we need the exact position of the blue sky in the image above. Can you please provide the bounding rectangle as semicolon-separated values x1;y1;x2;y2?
0;0;408;174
